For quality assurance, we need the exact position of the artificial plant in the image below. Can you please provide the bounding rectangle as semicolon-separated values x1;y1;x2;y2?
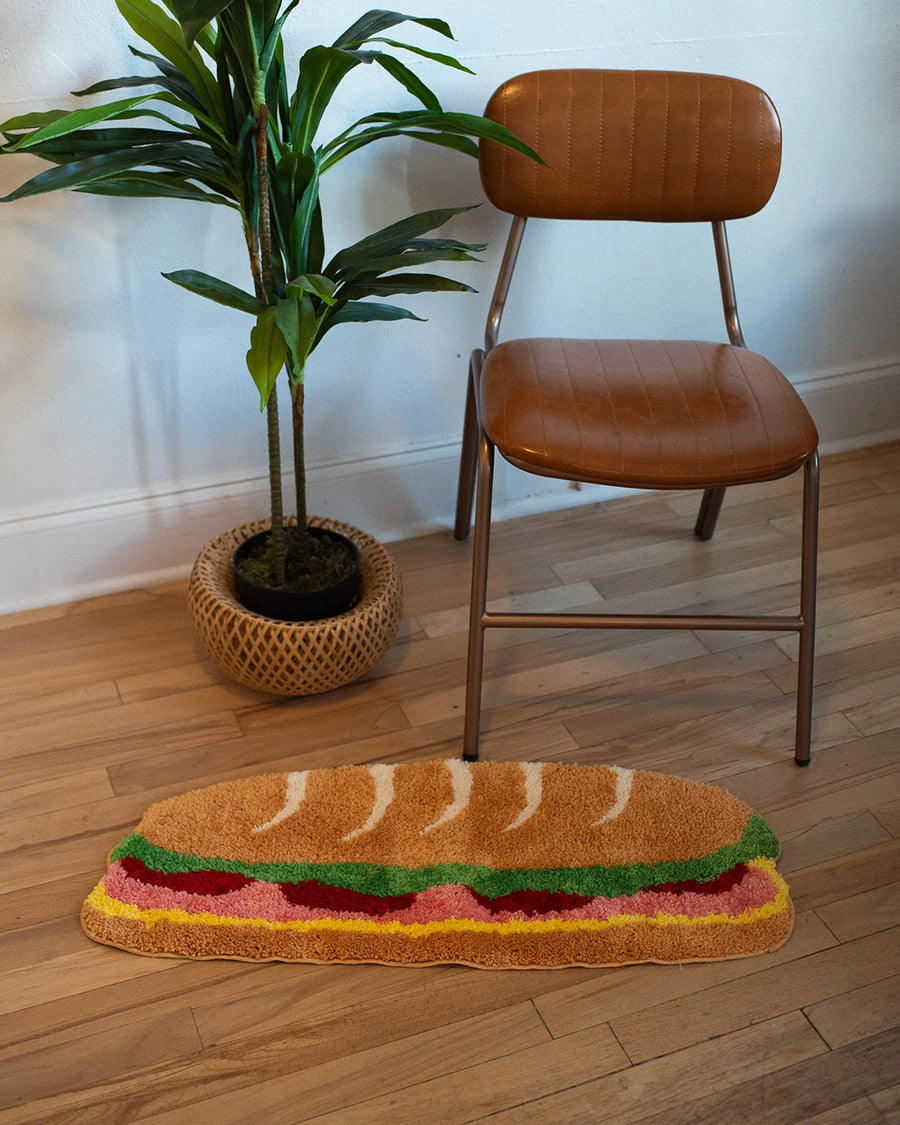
1;0;538;589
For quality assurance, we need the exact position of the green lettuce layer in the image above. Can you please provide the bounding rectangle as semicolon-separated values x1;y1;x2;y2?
109;813;779;899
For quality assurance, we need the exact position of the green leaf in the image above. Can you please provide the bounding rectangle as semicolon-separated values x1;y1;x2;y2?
126;45;216;111
128;44;187;77
375;54;441;112
242;0;279;50
272;149;313;253
287;159;321;276
73;76;160;96
395;130;479;158
162;269;265;311
234;110;259;224
168;0;234;47
268;34;290;137
323;109;546;168
320;121;463;169
1;127;195;160
291;46;360;152
272;293;319;376
273;295;301;364
216;1;262;104
327;205;476;274
0;143;200;201
273;149;315;209
5;95;162;151
297;293;319;375
115;0;220;113
334;244;483;283
285;273;337;303
340;48;383;65
68;98;225;141
368;37;474;74
259;0;301;76
341;272;475;299
320;301;424;334
190;22;219;59
332;11;453;49
407;236;487;250
74;71;206;112
80;172;236;205
247;306;288;409
1;109;68;134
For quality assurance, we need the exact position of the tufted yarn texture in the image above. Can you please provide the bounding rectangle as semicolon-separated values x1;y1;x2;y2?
82;761;794;969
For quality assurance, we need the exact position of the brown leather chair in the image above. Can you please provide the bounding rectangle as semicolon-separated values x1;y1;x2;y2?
455;69;819;765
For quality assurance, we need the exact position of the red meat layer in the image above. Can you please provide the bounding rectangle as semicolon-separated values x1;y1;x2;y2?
121;857;752;916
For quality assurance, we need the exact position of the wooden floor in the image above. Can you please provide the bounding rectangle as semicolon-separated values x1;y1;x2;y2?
1;441;898;1123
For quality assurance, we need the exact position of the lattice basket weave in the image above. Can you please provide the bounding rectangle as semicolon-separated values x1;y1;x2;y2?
187;516;403;696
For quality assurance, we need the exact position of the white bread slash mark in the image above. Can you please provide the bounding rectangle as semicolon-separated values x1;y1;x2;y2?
592;766;634;827
421;759;473;834
251;770;309;834
503;762;544;831
342;764;397;841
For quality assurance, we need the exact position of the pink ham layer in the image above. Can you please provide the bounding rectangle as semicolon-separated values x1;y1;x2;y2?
101;861;780;926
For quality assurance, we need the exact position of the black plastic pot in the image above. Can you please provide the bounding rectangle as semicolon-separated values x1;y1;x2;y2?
233;526;362;622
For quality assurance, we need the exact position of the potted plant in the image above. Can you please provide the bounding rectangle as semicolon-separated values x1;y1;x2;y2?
1;0;538;692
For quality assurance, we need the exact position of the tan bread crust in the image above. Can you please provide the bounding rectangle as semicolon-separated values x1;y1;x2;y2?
135;762;753;869
81;901;794;968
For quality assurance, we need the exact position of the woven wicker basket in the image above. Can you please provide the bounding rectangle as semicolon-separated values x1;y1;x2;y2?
188;517;403;696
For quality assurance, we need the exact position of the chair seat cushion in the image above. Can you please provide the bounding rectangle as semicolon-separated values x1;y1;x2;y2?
479;338;818;488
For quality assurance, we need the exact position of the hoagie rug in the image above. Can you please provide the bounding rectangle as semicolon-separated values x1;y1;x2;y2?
82;761;793;967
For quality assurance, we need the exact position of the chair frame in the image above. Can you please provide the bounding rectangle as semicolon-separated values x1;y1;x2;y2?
455;214;819;766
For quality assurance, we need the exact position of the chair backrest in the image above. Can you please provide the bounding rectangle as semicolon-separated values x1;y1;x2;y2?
480;69;781;222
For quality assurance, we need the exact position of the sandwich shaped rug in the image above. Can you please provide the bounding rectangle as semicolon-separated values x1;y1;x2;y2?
81;761;793;968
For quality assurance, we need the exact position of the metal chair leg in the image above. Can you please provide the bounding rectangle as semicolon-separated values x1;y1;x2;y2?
462;432;495;761
461;443;817;765
694;487;727;540
454;351;484;541
794;452;819;765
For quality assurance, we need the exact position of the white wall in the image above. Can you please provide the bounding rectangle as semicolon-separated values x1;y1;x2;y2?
1;0;898;612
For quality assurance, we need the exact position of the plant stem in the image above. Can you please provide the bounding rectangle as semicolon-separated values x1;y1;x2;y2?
255;104;274;296
290;379;310;571
266;382;285;573
245;210;286;587
253;101;288;586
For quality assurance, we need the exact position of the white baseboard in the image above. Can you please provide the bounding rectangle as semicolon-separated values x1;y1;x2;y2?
793;358;900;454
1;358;897;615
